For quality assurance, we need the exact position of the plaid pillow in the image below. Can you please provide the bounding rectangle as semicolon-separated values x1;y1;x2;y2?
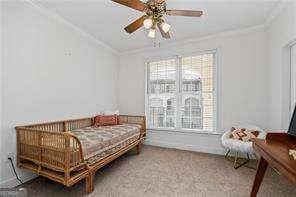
229;127;259;142
93;115;118;126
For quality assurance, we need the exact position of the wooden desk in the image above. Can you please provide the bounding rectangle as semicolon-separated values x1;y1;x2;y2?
250;133;296;197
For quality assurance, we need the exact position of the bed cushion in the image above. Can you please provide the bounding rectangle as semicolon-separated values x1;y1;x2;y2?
93;115;118;126
70;123;141;164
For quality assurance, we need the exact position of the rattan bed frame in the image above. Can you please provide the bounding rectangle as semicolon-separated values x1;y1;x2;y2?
15;115;146;193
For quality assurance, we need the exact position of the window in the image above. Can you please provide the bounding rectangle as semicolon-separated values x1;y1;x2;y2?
146;52;216;132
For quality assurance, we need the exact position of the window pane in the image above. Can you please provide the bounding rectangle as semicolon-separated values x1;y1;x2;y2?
147;59;177;128
181;96;202;129
181;53;214;131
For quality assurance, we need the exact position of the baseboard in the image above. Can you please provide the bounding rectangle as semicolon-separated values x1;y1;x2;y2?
144;139;226;155
0;173;38;189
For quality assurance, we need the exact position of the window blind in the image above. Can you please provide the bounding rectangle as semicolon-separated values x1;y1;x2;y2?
147;59;177;128
181;54;214;131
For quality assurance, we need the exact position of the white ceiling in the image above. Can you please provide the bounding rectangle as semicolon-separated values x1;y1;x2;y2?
36;0;279;52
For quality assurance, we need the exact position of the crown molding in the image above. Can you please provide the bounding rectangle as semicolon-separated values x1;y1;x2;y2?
120;24;266;56
26;0;119;55
264;0;289;27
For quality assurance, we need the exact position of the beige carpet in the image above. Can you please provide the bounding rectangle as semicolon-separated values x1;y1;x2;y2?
21;145;295;197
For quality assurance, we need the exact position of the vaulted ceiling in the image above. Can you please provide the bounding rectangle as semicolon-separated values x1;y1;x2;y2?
37;0;279;52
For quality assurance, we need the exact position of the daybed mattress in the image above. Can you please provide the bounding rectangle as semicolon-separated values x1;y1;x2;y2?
70;123;141;164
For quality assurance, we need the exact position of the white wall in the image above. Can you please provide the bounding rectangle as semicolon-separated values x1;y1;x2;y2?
267;2;296;130
118;28;268;154
291;44;296;112
0;1;3;187
0;1;119;187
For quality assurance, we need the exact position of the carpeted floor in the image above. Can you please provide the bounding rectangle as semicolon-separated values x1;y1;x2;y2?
21;145;295;197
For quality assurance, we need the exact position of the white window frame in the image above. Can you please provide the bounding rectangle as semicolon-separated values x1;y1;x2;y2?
145;49;218;134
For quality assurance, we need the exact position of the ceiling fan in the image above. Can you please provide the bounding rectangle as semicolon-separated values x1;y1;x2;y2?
111;0;203;39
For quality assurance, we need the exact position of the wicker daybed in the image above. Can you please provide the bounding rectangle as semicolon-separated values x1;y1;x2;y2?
15;115;146;193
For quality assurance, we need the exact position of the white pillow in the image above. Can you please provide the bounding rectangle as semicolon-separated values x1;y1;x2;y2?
103;110;119;115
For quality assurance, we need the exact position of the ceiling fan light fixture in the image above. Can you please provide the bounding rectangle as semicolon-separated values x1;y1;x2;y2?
160;22;171;33
148;28;156;38
143;18;153;29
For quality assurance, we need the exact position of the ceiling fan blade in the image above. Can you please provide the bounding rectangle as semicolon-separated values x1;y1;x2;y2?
166;10;203;17
111;0;147;12
157;23;170;39
124;15;147;34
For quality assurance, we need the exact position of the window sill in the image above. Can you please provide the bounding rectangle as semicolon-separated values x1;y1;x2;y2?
147;127;222;135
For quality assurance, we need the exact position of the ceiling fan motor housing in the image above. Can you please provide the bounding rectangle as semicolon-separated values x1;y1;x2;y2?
145;0;166;22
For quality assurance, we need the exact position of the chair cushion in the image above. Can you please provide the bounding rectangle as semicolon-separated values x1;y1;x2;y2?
229;127;259;142
70;123;140;164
